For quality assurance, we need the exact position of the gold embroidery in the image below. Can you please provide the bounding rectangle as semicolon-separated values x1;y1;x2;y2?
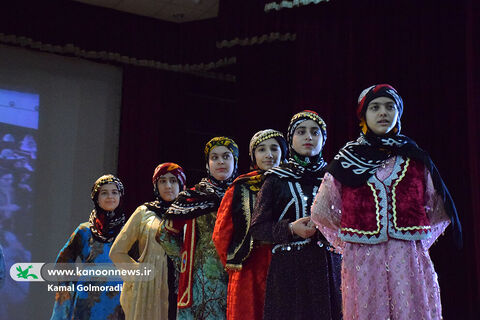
227;185;253;261
177;219;196;308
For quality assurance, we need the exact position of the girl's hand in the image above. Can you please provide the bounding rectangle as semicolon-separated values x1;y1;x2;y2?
290;217;316;239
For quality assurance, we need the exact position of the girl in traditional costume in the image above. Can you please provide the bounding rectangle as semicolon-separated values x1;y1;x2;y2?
110;163;186;320
251;111;342;320
213;129;287;320
311;84;462;320
51;174;126;320
157;137;239;320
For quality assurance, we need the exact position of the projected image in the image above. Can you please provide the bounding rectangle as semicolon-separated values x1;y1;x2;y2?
0;88;38;318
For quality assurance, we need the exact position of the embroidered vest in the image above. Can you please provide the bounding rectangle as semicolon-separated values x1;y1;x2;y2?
339;157;431;244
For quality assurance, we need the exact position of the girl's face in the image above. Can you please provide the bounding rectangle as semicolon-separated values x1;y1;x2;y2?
254;138;281;171
291;119;323;156
208;146;234;181
156;172;180;202
365;97;399;136
97;183;120;211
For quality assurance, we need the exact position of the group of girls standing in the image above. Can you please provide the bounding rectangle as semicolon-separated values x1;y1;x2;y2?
50;84;460;320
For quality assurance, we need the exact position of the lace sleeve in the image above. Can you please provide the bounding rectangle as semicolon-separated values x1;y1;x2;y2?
311;173;345;253
421;169;450;250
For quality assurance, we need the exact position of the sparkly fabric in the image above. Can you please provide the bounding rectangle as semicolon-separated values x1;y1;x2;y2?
251;173;342;320
327;84;461;247
264;243;341;320
312;156;450;320
50;223;124;320
340;157;432;242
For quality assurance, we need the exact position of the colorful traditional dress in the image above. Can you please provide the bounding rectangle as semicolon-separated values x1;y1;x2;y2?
251;111;342;320
312;157;449;320
213;170;272;320
110;205;169;320
157;136;239;320
50;223;124;320
311;84;462;320
110;162;186;320
251;160;342;320
51;174;126;320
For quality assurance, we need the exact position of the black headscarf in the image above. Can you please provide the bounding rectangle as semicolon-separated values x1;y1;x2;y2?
267;110;327;181
88;174;125;243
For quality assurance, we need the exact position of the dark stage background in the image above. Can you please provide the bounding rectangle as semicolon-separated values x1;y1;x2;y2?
2;0;479;318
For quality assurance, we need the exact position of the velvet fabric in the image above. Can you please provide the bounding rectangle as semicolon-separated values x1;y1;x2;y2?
395;160;430;229
341;158;431;241
341;184;379;234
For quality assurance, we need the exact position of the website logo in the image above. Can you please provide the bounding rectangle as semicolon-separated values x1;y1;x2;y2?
10;263;45;282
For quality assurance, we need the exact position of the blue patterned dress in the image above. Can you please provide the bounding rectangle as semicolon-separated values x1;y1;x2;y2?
50;222;124;320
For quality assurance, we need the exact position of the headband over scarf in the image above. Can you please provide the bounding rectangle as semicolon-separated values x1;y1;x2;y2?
167;136;239;220
89;174;125;243
267;110;327;180
327;84;462;247
248;129;287;169
145;162;186;217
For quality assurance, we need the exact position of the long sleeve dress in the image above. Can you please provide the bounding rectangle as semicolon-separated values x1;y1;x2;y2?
311;155;450;320
50;222;124;320
250;163;342;320
157;179;229;320
109;205;170;320
212;170;272;320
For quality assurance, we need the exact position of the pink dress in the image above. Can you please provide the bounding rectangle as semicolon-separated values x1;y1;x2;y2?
311;156;450;320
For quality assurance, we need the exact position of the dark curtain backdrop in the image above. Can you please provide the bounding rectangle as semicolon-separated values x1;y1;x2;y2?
1;0;477;318
0;0;223;65
118;1;479;318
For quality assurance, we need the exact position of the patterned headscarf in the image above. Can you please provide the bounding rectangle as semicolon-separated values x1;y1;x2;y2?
144;162;187;217
152;162;187;193
89;174;125;243
90;174;124;200
204;136;239;164
204;136;239;185
356;84;404;134
248;129;287;169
